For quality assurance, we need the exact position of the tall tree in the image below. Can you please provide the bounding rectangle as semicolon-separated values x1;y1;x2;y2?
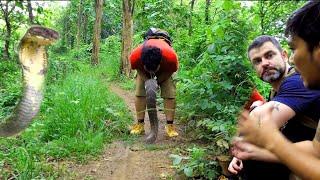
254;1;305;37
188;0;196;36
205;0;211;24
76;0;84;48
120;0;134;77
91;0;103;65
0;1;15;60
27;0;34;24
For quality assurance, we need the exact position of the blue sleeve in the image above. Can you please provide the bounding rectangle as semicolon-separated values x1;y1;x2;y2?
272;74;320;114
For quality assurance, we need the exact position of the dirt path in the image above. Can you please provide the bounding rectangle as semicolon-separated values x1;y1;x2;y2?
71;84;186;180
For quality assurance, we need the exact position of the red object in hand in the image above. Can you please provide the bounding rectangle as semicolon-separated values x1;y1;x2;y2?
243;88;265;110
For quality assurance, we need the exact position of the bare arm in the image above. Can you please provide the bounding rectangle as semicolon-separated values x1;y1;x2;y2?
233;101;295;162
233;139;317;162
239;110;320;179
267;129;320;180
232;140;279;162
251;101;296;128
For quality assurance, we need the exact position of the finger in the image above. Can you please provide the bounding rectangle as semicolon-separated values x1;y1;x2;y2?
238;160;243;169
231;136;243;145
233;165;242;171
231;148;238;156
228;164;239;174
232;162;242;171
235;141;253;152
234;151;250;160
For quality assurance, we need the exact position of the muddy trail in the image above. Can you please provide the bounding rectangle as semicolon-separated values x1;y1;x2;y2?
71;84;188;180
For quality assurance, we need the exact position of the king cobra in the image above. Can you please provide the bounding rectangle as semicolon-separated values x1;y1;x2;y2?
145;79;159;143
0;26;59;136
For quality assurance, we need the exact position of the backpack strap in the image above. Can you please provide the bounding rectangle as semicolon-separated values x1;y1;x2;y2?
143;28;172;46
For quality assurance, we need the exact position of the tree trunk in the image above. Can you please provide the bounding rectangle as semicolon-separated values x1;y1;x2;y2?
83;15;89;44
120;0;134;77
91;0;103;66
3;15;11;60
76;0;83;48
205;0;211;24
188;0;195;36
27;0;34;24
0;1;15;60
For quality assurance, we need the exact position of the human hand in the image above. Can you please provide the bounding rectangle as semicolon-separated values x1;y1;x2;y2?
249;100;265;112
231;139;256;160
238;104;278;148
232;139;279;162
228;157;243;174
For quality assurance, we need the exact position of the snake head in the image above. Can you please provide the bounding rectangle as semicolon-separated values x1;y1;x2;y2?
21;26;60;46
28;25;59;41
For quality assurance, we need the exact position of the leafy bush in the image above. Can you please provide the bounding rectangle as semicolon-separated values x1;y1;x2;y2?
100;35;122;81
170;147;219;179
177;3;254;143
0;60;22;120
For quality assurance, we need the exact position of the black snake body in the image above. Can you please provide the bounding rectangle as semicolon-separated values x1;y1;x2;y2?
0;26;58;136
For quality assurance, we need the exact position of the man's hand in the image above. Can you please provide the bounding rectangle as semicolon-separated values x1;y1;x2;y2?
238;104;279;149
231;138;280;162
228;157;243;174
249;100;265;112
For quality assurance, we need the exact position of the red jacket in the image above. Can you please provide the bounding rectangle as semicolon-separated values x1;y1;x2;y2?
129;39;179;72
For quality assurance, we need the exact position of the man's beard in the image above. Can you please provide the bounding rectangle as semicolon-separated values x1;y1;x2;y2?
260;67;285;83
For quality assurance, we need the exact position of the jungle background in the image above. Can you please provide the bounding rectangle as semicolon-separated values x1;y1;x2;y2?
0;0;305;179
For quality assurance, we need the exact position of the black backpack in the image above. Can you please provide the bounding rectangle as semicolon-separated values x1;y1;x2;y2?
143;28;172;46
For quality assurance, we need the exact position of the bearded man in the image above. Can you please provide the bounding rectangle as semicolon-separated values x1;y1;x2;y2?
228;35;320;180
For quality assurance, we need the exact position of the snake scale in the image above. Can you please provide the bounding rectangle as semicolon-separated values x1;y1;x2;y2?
145;79;159;143
0;26;59;136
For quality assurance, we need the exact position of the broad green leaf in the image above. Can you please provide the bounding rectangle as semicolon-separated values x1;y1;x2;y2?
169;154;183;166
184;167;193;177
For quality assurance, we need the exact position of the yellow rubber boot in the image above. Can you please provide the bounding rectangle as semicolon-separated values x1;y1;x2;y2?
165;124;179;137
130;123;145;135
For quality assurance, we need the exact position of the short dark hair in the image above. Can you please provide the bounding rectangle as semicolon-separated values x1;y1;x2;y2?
285;1;320;51
141;46;162;72
248;35;282;56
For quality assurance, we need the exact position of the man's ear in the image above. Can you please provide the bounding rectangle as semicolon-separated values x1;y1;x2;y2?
281;50;289;62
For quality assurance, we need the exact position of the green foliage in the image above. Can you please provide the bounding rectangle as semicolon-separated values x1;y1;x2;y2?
46;50;82;85
177;1;254;143
100;35;122;80
251;1;306;39
170;147;218;179
135;0;175;31
0;60;22;120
